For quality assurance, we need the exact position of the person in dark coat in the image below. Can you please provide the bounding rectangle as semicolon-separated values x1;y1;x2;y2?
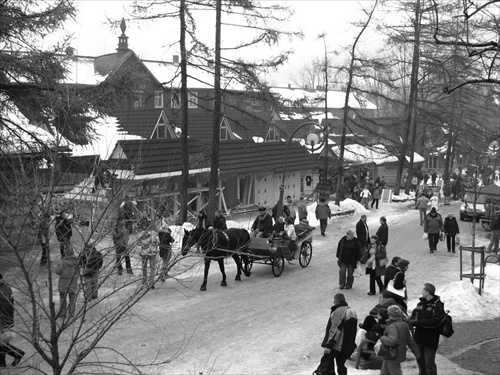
315;198;331;236
37;210;51;266
375;216;389;246
213;209;227;230
0;273;25;367
314;294;357;375
407;283;446;375
158;223;175;281
196;210;208;229
443;213;460;253
79;244;104;301
365;235;386;295
355;214;370;253
383;256;401;290
487;212;500;253
387;259;410;313
113;217;132;275
380;305;420;374
336;230;362;290
251;206;273;238
424;208;444;253
55;208;73;258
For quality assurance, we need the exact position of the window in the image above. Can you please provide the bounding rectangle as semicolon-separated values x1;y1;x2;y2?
133;91;145;108
220;118;234;140
170;91;197;109
171;92;180;109
188;91;198;109
265;126;278;141
152;111;176;139
154;91;164;108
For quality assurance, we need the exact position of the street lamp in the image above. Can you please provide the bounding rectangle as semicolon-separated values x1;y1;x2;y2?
276;121;327;218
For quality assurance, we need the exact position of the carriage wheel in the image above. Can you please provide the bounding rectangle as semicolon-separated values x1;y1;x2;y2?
243;258;253;273
272;256;285;277
299;241;312;268
482;220;491;231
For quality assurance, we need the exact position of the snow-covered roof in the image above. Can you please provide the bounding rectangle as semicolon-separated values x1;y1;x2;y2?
143;60;245;90
270;87;377;110
70;116;143;160
331;143;424;165
62;57;106;85
1;107;72;153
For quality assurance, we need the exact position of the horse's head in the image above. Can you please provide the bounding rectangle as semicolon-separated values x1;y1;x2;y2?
181;228;209;256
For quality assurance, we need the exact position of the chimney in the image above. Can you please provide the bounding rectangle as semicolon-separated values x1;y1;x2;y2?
288;83;291;89
116;18;130;54
173;55;179;64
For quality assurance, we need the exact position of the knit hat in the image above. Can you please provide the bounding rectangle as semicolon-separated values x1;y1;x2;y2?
430;207;437;213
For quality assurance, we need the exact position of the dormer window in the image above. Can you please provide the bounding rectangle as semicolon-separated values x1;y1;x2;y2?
151;111;176;139
265;126;279;141
154;91;164;108
220;117;235;140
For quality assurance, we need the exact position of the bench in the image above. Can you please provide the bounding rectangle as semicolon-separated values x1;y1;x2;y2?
354;338;376;369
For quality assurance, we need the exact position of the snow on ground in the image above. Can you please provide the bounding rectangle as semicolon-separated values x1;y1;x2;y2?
152;198;498;375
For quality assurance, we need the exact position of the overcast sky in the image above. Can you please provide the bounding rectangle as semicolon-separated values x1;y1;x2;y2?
65;1;388;86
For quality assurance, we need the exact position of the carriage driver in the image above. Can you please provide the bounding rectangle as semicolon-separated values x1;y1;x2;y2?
251;206;273;238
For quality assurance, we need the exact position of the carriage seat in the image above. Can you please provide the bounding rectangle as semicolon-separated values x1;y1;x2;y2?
295;222;315;241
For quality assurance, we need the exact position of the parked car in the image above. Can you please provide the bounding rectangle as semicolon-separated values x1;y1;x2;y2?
460;200;487;221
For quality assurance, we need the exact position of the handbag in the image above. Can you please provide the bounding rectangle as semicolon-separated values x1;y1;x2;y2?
455;236;460;245
386;279;406;298
440;232;445;242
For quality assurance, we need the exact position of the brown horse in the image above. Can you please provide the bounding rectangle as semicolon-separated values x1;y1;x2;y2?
181;228;251;291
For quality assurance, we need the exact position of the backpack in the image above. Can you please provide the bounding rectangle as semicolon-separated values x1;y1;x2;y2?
439;310;454;338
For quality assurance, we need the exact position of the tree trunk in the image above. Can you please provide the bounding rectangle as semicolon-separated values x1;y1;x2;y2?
207;0;222;226
179;0;189;223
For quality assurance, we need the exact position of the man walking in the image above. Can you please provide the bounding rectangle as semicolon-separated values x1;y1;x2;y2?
415;194;430;226
487;211;500;253
375;216;389;247
314;294;357;375
407;283;446;375
336;230;362;290
355;214;370;253
424;208;444;253
315;198;331;236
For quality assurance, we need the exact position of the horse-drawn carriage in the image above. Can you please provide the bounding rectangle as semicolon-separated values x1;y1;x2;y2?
242;226;314;277
181;225;314;290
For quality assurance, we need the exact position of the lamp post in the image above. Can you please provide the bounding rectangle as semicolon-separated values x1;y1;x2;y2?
276;121;327;218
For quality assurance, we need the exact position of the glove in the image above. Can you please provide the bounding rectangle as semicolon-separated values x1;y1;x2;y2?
337;259;341;267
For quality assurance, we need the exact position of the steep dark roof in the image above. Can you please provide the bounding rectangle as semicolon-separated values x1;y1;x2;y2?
94;51;134;76
115;138;205;175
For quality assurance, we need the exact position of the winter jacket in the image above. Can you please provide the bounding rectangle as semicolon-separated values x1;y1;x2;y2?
158;230;175;258
79;246;103;276
315;203;331;220
251;213;273;238
0;280;14;329
373;186;381;200
360;188;371;199
356;219;370;249
424;212;444;234
365;242;387;277
415;196;430;210
410;295;446;350
55;214;72;242
336;236;362;266
490;215;500;231
55;255;79;294
321;302;358;356
380;317;420;363
444;217;460;236
139;230;159;256
384;264;400;289
297;201;308;220
112;224;129;247
376;223;389;246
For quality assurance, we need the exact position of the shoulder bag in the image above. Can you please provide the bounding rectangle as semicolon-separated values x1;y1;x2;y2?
386;273;406;298
374;324;399;360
